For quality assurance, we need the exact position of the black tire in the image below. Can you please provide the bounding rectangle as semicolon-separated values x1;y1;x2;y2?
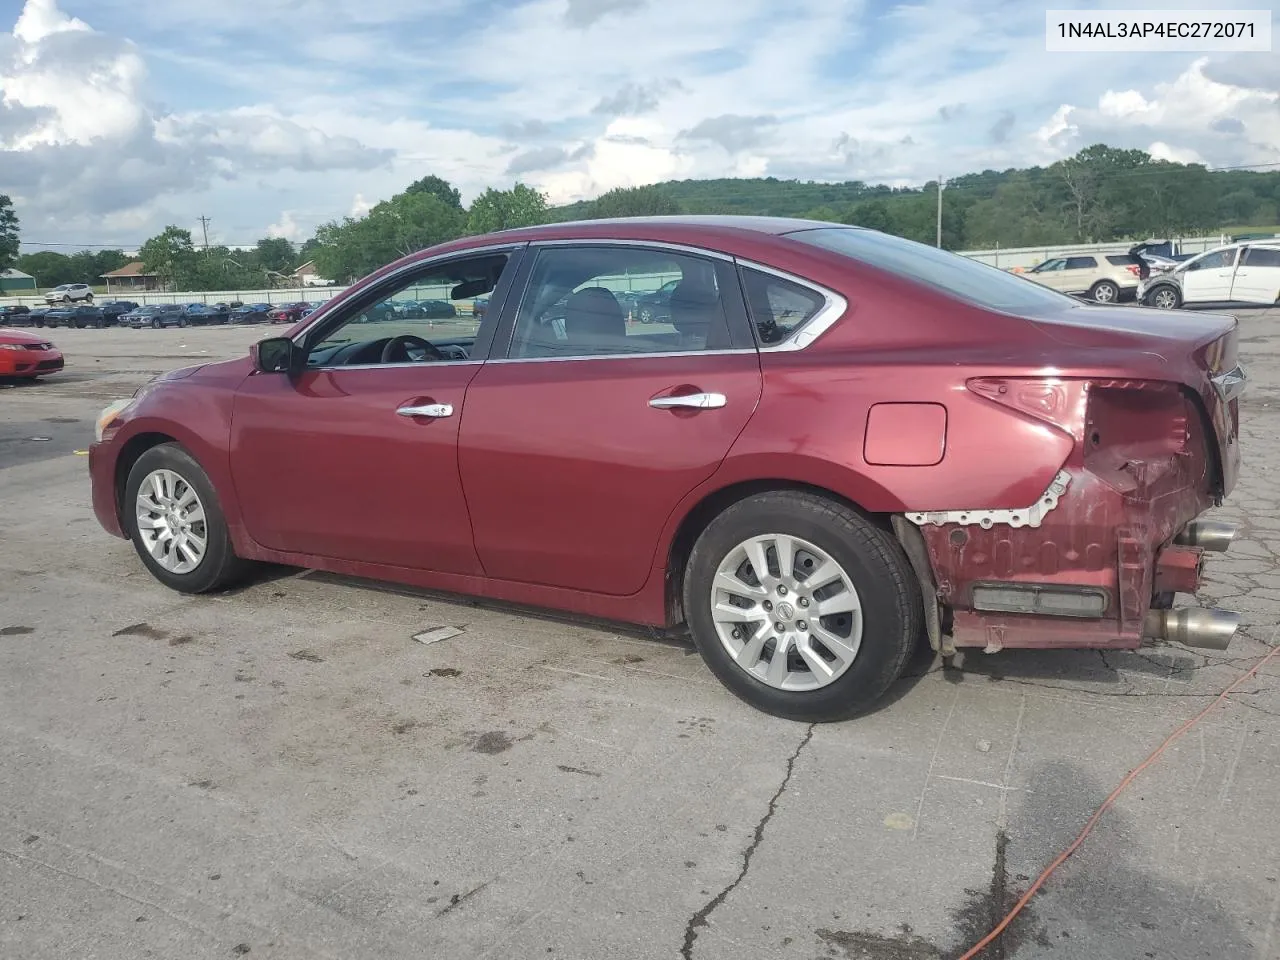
124;443;252;593
179;317;187;328
1089;280;1119;304
683;491;922;722
638;306;654;323
152;317;161;329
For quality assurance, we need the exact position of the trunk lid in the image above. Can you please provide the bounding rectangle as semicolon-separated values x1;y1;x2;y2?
1023;302;1243;496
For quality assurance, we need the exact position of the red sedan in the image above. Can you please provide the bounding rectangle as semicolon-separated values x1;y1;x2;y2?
0;327;64;378
267;302;311;324
87;217;1247;720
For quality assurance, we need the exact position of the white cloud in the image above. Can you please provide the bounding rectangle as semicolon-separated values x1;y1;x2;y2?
266;210;303;241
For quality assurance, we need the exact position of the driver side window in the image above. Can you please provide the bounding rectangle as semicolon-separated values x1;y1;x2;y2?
305;253;509;368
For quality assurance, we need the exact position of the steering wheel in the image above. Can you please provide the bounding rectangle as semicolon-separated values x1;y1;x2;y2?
380;334;444;364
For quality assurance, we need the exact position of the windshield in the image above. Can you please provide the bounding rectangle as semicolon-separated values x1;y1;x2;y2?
786;227;1081;312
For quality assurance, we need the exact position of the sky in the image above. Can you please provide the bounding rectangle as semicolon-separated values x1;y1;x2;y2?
0;0;1277;252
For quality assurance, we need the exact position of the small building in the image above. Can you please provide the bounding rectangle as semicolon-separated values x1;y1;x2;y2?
291;260;333;287
102;261;160;293
0;268;37;293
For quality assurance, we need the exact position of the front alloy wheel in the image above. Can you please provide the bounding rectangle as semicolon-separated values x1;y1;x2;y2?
1150;286;1180;310
135;468;208;575
710;534;862;692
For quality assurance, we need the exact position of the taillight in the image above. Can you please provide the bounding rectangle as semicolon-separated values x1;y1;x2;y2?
967;378;1089;439
1126;264;1140;276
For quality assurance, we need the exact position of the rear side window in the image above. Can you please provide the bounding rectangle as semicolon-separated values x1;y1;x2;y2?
1064;256;1097;269
739;268;827;346
1106;255;1135;266
1242;247;1280;267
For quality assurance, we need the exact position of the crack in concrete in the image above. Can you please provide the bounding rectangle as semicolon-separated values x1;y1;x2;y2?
680;725;814;960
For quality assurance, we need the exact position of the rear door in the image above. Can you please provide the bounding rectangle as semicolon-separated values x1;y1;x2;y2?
1228;245;1280;304
459;242;762;595
1181;248;1238;303
1059;256;1099;294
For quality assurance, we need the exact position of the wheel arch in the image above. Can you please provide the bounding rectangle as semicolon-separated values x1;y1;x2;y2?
114;432;181;520
661;477;891;626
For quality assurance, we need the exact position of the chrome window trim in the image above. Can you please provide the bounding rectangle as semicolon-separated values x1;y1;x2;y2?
735;259;848;352
487;348;756;365
288;241;523;344
306;359;484;372
528;237;735;261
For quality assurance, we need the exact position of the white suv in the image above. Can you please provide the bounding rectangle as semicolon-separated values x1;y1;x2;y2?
1140;242;1280;309
45;283;95;304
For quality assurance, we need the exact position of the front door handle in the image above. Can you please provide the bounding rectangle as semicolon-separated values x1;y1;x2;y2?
649;392;727;410
397;403;453;418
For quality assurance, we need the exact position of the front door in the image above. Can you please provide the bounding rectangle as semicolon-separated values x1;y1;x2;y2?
230;248;521;573
1058;255;1099;294
1028;258;1068;291
460;243;763;596
1228;245;1280;304
1181;248;1238;303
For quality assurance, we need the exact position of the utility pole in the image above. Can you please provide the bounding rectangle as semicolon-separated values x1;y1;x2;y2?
197;216;212;254
935;176;945;248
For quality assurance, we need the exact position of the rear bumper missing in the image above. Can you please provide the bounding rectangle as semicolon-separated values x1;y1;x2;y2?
905;459;1242;653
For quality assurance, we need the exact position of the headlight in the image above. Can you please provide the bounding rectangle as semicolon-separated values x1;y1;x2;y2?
95;399;135;442
0;343;23;351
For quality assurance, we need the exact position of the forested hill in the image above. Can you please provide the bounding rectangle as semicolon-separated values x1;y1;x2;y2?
551;145;1280;249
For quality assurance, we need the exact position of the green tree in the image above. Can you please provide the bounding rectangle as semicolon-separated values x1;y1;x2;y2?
139;226;197;291
0;195;19;273
254;237;296;276
403;175;463;210
17;251;77;288
466;183;548;235
586;184;680;219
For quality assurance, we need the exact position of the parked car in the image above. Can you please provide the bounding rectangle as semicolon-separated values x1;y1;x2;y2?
46;304;107;328
0;304;32;325
417;299;457;319
100;301;139;326
632;278;681;322
1139;241;1280;310
267;302;310;324
122;304;188;328
229;303;272;324
0;327;63;378
87;216;1246;721
185;304;231;325
44;283;94;304
1020;253;1141;303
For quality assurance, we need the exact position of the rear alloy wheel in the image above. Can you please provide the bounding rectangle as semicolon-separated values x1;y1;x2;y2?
125;444;251;593
1149;286;1180;310
684;491;922;721
1089;280;1119;303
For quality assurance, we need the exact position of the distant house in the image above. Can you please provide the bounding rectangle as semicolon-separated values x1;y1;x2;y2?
291;260;334;287
0;268;37;293
102;261;160;293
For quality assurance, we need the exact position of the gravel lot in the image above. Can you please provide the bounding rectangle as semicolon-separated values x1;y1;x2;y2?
2;317;1279;960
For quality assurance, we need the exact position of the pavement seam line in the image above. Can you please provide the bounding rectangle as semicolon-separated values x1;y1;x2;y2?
679;724;814;960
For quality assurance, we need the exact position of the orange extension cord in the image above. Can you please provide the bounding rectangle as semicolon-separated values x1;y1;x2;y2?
956;641;1280;960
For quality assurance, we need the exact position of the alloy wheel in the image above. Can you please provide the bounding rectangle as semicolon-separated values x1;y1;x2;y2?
709;533;863;692
1152;288;1178;310
135;469;208;574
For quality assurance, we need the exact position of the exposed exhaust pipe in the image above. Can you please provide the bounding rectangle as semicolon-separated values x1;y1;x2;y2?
1175;520;1239;553
1143;607;1241;650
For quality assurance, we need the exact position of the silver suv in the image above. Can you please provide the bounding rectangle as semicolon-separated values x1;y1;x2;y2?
1020;253;1142;303
45;283;95;304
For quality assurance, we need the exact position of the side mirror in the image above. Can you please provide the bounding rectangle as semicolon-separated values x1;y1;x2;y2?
252;337;299;375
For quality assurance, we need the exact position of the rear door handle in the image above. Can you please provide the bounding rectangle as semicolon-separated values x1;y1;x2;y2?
397;403;453;418
649;393;727;410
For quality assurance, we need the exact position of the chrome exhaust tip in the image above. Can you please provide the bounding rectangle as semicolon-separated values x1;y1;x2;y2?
1143;607;1241;650
1174;520;1239;553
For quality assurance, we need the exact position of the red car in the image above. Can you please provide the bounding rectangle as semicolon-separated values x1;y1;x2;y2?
0;327;64;378
268;302;311;324
87;217;1247;721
